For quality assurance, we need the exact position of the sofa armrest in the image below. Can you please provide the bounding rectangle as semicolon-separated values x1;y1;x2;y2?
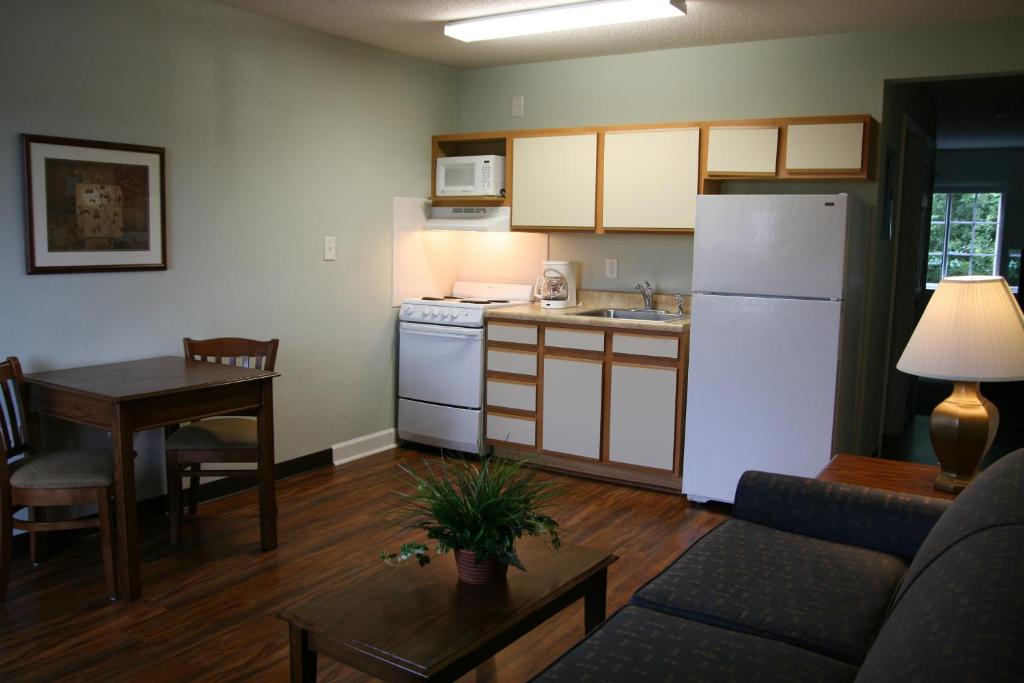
733;470;951;560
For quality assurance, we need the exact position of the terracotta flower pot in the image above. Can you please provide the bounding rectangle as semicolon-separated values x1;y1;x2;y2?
454;550;509;585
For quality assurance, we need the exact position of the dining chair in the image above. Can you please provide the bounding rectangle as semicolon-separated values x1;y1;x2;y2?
164;337;279;545
0;357;117;601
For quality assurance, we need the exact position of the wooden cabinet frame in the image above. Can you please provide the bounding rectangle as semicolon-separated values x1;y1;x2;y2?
431;114;876;234
484;321;690;493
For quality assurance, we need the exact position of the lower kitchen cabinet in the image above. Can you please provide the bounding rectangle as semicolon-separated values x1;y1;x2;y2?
485;319;688;492
608;363;677;470
541;356;603;459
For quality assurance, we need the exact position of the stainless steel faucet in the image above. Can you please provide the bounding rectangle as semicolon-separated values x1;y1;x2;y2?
674;293;685;315
634;280;655;310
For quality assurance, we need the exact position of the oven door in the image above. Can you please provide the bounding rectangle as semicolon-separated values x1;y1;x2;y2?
398;321;484;409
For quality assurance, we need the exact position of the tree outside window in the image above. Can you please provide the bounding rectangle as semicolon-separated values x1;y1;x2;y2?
927;192;1004;288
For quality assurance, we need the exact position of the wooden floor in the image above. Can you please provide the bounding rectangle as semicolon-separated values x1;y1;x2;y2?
0;447;727;682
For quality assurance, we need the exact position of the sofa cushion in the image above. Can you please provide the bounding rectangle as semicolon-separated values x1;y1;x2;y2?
533;605;858;683
855;524;1024;682
631;519;906;664
893;448;1024;606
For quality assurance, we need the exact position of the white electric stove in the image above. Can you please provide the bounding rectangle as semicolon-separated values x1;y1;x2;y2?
397;281;533;454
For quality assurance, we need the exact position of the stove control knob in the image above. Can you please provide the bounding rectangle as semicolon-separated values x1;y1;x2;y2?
430;306;440;317
401;305;413;316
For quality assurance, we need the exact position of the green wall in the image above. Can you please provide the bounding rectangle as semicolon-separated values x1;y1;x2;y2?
457;17;1024;294
0;0;457;498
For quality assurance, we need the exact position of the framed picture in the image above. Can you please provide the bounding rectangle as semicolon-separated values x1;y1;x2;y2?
23;134;166;274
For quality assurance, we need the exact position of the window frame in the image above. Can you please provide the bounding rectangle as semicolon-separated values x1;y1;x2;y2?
926;190;1008;290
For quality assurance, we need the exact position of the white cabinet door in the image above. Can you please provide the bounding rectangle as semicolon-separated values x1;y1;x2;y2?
706;127;779;175
785;122;865;172
541;357;603;459
608;364;677;471
603;128;700;230
512;134;597;228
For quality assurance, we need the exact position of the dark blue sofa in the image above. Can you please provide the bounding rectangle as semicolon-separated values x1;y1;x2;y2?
535;448;1024;682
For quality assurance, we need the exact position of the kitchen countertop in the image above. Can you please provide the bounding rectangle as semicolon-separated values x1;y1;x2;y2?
486;290;690;333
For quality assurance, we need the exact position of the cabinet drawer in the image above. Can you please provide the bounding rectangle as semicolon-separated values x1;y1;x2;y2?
785;122;865;172
706;127;779;175
487;322;537;345
487;349;537;376
486;379;536;412
612;334;678;359
545;327;605;352
486;413;536;448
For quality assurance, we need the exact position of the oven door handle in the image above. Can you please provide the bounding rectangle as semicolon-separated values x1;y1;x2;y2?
399;322;485;340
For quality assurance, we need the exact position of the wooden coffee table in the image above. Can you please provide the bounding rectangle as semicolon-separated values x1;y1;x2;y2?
278;541;616;682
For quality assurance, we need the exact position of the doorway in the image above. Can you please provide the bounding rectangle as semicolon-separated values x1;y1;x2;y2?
879;73;1024;466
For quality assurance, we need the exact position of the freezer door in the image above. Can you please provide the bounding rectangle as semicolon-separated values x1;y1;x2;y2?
693;194;848;299
682;294;842;503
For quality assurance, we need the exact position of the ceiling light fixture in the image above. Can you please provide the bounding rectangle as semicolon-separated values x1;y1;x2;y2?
444;0;686;43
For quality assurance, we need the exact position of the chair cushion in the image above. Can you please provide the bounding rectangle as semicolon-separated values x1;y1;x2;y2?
533;605;859;683
165;417;257;450
631;519;907;664
855;524;1024;683
9;449;114;489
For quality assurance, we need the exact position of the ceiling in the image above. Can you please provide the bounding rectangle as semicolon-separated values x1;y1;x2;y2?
216;0;1024;69
928;76;1024;150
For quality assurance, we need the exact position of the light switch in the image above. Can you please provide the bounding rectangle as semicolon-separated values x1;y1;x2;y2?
605;258;618;279
323;236;336;261
511;95;525;118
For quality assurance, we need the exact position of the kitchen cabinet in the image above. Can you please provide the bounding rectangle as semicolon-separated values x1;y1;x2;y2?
785;121;867;173
602;128;700;232
484;318;688;492
706;126;780;175
541;356;603;459
512;134;597;229
608;363;677;470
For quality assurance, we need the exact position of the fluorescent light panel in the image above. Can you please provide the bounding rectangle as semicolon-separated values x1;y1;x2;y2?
444;0;685;43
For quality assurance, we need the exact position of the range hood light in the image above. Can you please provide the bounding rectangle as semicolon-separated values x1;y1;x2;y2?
444;0;685;43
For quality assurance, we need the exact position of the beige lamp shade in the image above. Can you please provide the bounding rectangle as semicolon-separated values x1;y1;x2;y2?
897;276;1024;382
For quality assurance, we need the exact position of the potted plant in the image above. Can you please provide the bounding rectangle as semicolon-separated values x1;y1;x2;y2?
381;455;561;585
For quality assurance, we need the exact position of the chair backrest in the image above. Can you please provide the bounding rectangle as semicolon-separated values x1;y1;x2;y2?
0;357;31;468
183;337;279;372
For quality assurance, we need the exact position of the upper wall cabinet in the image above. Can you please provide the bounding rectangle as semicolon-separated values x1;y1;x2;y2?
706;126;779;176
512;134;597;230
784;121;867;175
602;128;700;232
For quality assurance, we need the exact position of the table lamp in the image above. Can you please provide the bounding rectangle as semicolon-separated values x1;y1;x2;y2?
897;276;1024;493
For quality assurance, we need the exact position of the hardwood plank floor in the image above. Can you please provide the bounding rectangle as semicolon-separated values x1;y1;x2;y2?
0;447;727;682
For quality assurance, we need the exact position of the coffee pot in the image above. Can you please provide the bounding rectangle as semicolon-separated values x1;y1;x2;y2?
534;261;578;309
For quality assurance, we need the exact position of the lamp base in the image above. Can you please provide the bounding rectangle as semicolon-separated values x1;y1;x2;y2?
928;381;999;493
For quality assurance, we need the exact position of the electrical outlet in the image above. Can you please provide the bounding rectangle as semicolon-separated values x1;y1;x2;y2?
605;257;618;279
323;236;336;261
511;95;525;117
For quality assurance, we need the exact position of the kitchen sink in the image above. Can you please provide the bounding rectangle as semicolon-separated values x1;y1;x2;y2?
572;308;686;322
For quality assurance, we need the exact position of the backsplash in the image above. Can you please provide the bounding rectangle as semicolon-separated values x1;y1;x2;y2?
549;233;694;296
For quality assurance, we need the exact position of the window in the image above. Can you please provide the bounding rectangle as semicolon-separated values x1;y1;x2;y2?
927;192;1003;288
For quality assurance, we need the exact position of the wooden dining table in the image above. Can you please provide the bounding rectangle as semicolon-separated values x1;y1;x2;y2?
24;355;279;600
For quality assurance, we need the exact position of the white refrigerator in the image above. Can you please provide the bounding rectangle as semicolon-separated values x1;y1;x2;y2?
683;194;867;503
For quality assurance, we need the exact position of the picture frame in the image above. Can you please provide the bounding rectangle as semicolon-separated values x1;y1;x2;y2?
23;134;167;274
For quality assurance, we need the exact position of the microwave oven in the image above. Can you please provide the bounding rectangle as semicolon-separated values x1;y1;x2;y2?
436;155;505;197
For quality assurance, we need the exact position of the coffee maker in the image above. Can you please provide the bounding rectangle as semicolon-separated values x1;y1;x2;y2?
534;260;578;309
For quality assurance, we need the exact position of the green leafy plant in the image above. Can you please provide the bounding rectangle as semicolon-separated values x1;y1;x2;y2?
380;455;561;571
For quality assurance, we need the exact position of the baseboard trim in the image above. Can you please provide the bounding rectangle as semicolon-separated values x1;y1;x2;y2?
9;448;334;558
332;428;397;466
